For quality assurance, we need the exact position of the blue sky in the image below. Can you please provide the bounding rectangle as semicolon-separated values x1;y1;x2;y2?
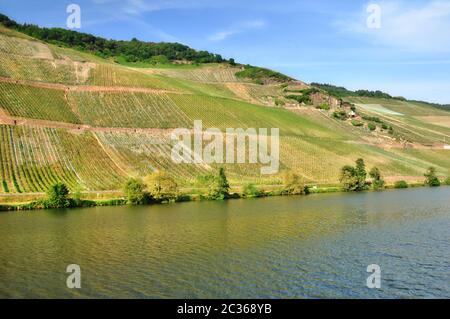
1;0;450;103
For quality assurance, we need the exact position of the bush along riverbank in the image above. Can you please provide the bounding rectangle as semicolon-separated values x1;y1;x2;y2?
1;164;448;212
0;169;309;211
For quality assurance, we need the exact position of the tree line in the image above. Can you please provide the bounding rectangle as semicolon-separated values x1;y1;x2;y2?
0;13;231;64
311;83;399;100
339;158;448;191
4;164;449;211
23;168;311;209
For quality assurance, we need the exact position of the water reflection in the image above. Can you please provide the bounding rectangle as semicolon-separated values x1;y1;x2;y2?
0;187;449;298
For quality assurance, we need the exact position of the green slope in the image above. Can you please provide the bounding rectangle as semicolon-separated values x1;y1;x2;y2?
0;24;449;194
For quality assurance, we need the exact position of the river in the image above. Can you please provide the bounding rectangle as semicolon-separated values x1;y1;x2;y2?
1;187;449;298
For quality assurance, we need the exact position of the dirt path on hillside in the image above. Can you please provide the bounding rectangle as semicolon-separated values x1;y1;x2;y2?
92;133;135;176
2;108;446;150
0;76;185;94
1;93;447;151
0;111;176;135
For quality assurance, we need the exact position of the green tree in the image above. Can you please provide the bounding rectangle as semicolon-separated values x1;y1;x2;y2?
123;178;146;205
0;14;227;65
340;159;368;191
145;171;178;202
340;165;358;191
369;167;385;190
208;168;230;200
282;171;309;195
355;158;368;190
424;167;441;187
46;182;71;208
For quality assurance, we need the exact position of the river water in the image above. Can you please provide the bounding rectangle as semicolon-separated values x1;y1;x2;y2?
1;187;449;298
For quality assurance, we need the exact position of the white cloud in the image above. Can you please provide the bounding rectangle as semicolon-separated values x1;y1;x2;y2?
115;0;220;15
336;0;450;53
86;0;181;41
208;20;265;42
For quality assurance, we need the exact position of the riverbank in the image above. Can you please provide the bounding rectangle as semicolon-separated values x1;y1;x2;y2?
0;182;429;212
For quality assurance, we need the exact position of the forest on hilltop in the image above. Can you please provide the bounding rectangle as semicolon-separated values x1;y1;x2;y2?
0;13;230;64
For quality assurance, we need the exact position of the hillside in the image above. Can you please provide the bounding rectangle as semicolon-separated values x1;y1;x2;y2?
0;14;229;65
0;23;449;197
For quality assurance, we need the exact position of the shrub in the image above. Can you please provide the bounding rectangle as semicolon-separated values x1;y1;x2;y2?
316;103;330;110
369;167;385;190
286;94;311;104
340;165;358;191
241;184;261;198
235;65;292;83
339;158;368;191
355;159;367;183
445;177;450;185
332;110;347;120
362;116;383;123
45;182;71;208
368;122;376;131
282;171;309;195
274;98;285;106
144;171;178;202
424;167;441;187
351;120;363;127
123;178;147;205
207;168;230;200
394;180;408;189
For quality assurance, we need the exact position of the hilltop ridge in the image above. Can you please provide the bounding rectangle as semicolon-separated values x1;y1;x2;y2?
0;13;229;65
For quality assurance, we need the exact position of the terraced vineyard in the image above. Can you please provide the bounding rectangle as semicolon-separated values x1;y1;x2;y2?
0;82;80;123
95;131;211;181
0;125;126;193
87;64;181;90
159;65;240;83
161;77;239;99
279;135;450;184
70;91;191;128
0;24;449;196
55;130;126;190
346;96;450;144
168;93;344;138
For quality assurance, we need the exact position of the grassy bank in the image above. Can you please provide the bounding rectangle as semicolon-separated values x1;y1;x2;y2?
1;161;445;212
0;181;435;212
